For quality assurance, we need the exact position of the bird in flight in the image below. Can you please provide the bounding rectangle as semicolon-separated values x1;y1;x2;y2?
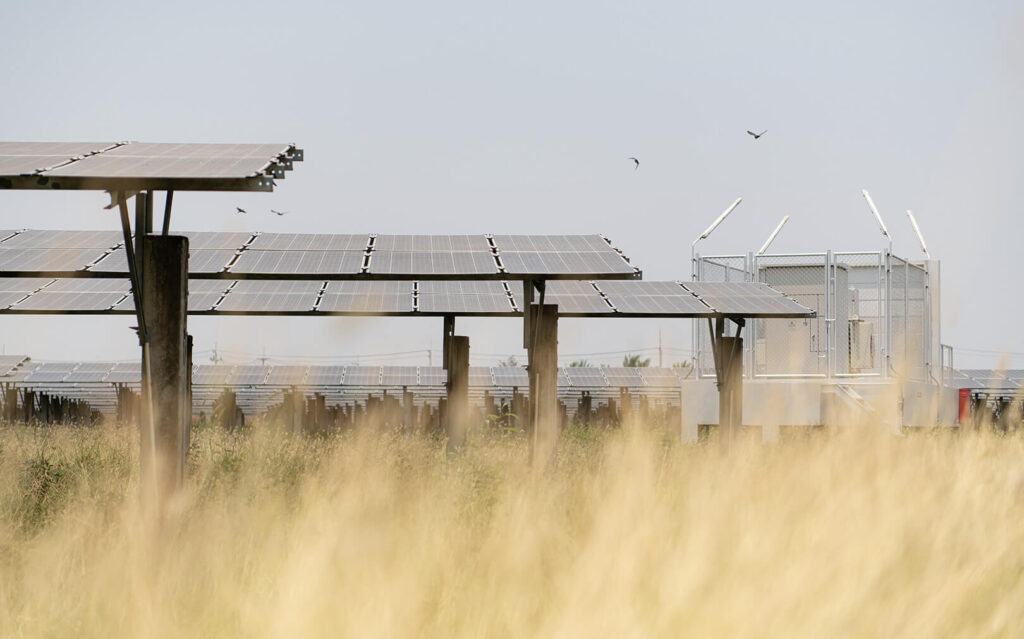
628;157;639;169
271;209;287;216
236;207;247;214
746;130;767;140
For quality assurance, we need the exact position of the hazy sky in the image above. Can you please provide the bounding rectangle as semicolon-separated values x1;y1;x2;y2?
1;1;1021;368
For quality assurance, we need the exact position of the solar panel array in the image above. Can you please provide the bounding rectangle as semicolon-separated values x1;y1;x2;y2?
0;142;302;191
0;230;639;280
7;361;694;415
0;274;812;318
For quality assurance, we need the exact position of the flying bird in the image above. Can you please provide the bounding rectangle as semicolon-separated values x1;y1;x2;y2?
236;207;247;214
628;157;639;169
271;209;287;216
746;130;767;140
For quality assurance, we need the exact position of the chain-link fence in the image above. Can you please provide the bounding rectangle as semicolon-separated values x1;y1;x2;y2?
694;251;932;380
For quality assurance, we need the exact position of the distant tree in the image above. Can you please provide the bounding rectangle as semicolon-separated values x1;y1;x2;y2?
569;360;593;368
671;361;689;369
622;354;651;367
498;355;519;367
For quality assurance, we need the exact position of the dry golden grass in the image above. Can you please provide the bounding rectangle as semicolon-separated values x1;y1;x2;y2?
1;422;1023;637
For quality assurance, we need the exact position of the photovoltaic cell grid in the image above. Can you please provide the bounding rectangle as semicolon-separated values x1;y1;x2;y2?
0;142;302;191
680;282;812;317
0;231;638;280
0;276;813;318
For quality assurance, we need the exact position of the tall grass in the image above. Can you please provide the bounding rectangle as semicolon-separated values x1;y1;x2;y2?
1;422;1022;637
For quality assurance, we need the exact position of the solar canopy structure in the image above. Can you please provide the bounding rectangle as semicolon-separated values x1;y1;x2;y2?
0;142;302;192
0;230;640;281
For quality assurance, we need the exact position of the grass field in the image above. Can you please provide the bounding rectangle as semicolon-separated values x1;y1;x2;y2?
1;422;1022;637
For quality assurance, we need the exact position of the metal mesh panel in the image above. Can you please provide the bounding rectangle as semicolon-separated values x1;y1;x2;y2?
905;262;929;381
751;254;828;376
889;255;907;378
835;252;884;376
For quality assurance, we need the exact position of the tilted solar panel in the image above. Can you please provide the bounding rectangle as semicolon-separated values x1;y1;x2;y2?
228;250;365;275
682;282;812;317
417;281;514;314
249;233;369;251
367;251;497;275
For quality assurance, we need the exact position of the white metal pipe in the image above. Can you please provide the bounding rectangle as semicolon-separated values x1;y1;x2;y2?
698;197;743;241
757;215;789;255
861;189;891;242
906;209;930;258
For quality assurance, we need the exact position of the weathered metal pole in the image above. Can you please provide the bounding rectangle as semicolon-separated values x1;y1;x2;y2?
717;335;744;447
446;335;470;453
529;304;559;468
140;234;190;501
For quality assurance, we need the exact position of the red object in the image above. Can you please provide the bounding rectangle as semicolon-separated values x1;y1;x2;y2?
958;388;971;424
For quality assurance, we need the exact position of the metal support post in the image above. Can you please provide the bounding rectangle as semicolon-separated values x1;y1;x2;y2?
141;234;190;502
446;335;470;453
529;303;559;469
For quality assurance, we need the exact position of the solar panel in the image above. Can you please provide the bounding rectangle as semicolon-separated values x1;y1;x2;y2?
0;292;31;309
0;247;107;272
105;362;141;383
183;232;254;250
249;233;369;251
64;363;116;383
0;355;28;376
0;142;117;175
381;366;418;386
43;278;129;293
229;250;365;275
305;366;346;385
216;292;317;313
88;247;236;273
499;251;635;276
192;365;236;385
602;368;645;387
469;367;494;386
491;235;612;252
44;143;293;179
373;235;492;252
492;367;529;387
226;366;271;386
318;281;413;313
596;281;711;315
264;366;309;385
510;281;613;314
343;366;383;386
0;142;301;191
367;251;497;275
0;230;124;249
681;282;812;317
418;368;448;385
417;281;514;313
564;368;608;387
0;277;54;292
11;290;126;312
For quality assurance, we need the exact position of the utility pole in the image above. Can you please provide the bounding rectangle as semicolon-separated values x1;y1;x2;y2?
658;330;663;368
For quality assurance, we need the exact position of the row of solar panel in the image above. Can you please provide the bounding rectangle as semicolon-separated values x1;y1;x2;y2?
0;277;811;317
4;362;692;388
0;230;637;277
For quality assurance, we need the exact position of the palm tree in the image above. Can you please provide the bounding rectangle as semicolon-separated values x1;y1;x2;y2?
622;354;651;367
569;360;592;368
